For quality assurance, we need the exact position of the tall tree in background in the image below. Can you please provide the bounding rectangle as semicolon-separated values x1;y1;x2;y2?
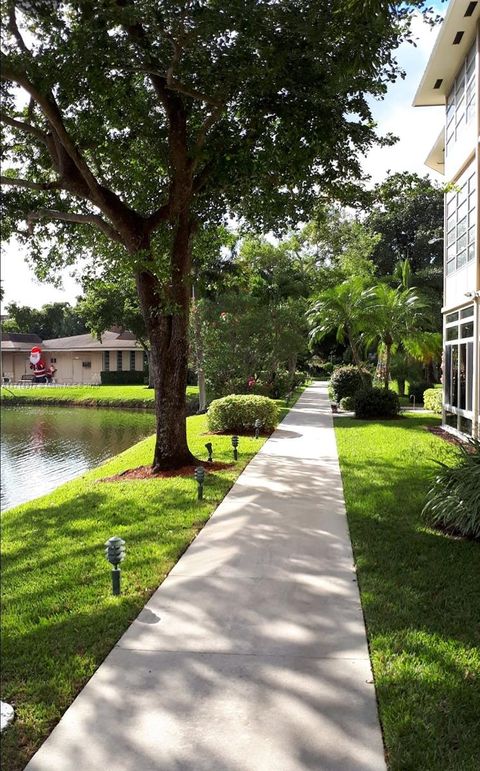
1;0;433;469
366;172;444;319
2;301;86;339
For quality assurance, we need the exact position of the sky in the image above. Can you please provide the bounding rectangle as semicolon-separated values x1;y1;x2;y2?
0;10;445;311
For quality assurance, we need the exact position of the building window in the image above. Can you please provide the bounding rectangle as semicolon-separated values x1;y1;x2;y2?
445;163;476;275
104;351;110;371
130;351;136;371
444;305;474;435
50;357;57;363
446;42;476;156
117;351;123;371
82;361;91;369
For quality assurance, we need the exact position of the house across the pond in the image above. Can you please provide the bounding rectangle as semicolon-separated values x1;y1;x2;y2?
1;330;145;385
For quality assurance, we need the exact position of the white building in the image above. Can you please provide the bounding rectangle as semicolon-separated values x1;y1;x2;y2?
1;330;145;385
414;0;480;439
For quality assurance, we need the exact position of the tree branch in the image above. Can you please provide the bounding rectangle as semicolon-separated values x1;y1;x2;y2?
1;175;61;192
1;113;49;145
7;4;29;54
26;209;124;244
143;67;222;107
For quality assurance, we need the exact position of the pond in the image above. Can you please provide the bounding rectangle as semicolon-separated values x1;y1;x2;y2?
1;405;155;511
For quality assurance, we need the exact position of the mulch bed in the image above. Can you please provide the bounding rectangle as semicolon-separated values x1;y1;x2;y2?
101;460;233;482
425;426;466;447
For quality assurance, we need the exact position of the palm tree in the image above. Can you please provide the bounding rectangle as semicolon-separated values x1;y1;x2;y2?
307;277;368;376
362;283;429;389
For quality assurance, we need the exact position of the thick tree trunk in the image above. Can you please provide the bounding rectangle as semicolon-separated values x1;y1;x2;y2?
135;221;196;470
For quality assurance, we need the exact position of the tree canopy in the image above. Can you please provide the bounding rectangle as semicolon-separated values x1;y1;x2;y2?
1;0;434;468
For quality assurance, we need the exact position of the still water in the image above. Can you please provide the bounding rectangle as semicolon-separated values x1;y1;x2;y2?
1;405;155;511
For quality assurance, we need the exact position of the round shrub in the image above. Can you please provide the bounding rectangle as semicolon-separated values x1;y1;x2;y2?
207;394;279;433
423;388;442;415
353;387;400;419
330;365;371;402
339;396;355;411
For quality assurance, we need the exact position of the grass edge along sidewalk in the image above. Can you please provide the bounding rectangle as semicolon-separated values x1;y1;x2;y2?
0;390;301;771
335;414;480;771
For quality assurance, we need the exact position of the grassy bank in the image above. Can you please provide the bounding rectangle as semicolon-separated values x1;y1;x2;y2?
1;384;199;409
0;390;302;770
335;414;480;770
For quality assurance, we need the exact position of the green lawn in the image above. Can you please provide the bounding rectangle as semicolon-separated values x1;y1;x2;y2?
1;384;199;408
335;414;480;771
0;388;303;770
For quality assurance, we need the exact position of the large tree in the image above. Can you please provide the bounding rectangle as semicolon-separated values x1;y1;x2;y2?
366;172;444;278
1;0;430;469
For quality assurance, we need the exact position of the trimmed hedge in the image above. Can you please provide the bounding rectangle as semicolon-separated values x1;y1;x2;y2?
207;394;279;433
330;365;371;402
353;387;400;419
100;370;145;385
423;388;443;414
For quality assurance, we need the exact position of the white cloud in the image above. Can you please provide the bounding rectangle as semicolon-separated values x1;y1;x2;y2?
1;239;81;310
362;14;444;184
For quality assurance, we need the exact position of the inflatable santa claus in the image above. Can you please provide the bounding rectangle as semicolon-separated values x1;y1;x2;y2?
29;346;56;383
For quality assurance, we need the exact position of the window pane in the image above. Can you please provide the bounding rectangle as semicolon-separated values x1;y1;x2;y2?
466;342;474;412
447;213;456;231
446;259;455;275
445;346;451;404
457;249;467;268
461;321;474;338
446;326;459;341
459;416;472;435
451;346;458;408
445;411;457;428
457;217;467;237
446;311;459;323
459;344;467;409
117;351;122;371
467;244;475;262
460;305;474;319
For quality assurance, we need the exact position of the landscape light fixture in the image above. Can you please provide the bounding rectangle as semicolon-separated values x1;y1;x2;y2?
105;536;126;596
194;466;205;500
205;442;213;462
254;419;262;439
231;435;239;460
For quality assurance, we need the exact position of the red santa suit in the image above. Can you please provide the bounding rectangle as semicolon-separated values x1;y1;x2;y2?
29;346;50;382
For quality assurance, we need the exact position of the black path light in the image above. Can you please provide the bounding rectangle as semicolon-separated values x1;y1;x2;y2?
205;442;213;463
231;435;239;460
194;466;205;500
254;419;262;439
105;536;126;596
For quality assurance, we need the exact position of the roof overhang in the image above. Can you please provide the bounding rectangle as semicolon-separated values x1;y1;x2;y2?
413;1;479;107
425;127;446;173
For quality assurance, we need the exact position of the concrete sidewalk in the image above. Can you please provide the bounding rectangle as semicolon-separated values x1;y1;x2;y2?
26;382;386;771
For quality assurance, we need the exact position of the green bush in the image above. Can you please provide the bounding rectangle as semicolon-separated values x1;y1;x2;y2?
423;388;443;414
207;394;279;433
408;381;430;402
100;370;144;385
423;439;480;539
353;387;400;419
339;396;355;411
330;365;371;402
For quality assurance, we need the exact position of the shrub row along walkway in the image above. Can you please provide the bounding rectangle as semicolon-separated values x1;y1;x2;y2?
26;382;385;771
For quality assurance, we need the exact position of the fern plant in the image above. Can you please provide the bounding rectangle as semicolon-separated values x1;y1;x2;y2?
423;438;480;539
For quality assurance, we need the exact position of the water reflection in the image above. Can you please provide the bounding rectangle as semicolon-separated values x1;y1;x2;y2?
1;406;155;511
